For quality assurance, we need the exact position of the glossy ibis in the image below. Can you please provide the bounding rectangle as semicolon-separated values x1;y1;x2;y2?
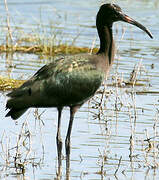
6;3;152;177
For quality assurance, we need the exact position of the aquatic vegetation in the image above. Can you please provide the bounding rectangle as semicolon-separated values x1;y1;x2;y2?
0;44;98;57
0;76;25;91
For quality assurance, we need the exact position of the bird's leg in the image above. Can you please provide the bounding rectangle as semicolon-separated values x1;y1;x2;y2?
65;105;81;178
56;107;63;178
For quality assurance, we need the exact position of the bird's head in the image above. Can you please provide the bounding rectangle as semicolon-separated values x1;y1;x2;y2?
96;3;153;38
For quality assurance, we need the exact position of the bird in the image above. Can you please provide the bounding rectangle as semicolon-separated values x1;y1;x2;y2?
5;3;153;177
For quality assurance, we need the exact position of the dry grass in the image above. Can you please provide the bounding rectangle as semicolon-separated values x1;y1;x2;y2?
0;44;98;57
0;76;25;91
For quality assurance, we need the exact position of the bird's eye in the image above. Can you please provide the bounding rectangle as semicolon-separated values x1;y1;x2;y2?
113;11;119;19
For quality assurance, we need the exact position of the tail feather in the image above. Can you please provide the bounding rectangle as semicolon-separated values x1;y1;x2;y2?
6;88;30;120
5;78;33;120
6;108;28;120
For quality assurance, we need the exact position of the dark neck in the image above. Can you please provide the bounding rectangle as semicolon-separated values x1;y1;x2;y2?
97;25;113;64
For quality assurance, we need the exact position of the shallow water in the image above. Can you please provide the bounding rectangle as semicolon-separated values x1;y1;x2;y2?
0;0;159;179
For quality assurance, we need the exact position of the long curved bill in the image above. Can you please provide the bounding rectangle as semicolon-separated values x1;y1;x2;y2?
119;13;153;39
